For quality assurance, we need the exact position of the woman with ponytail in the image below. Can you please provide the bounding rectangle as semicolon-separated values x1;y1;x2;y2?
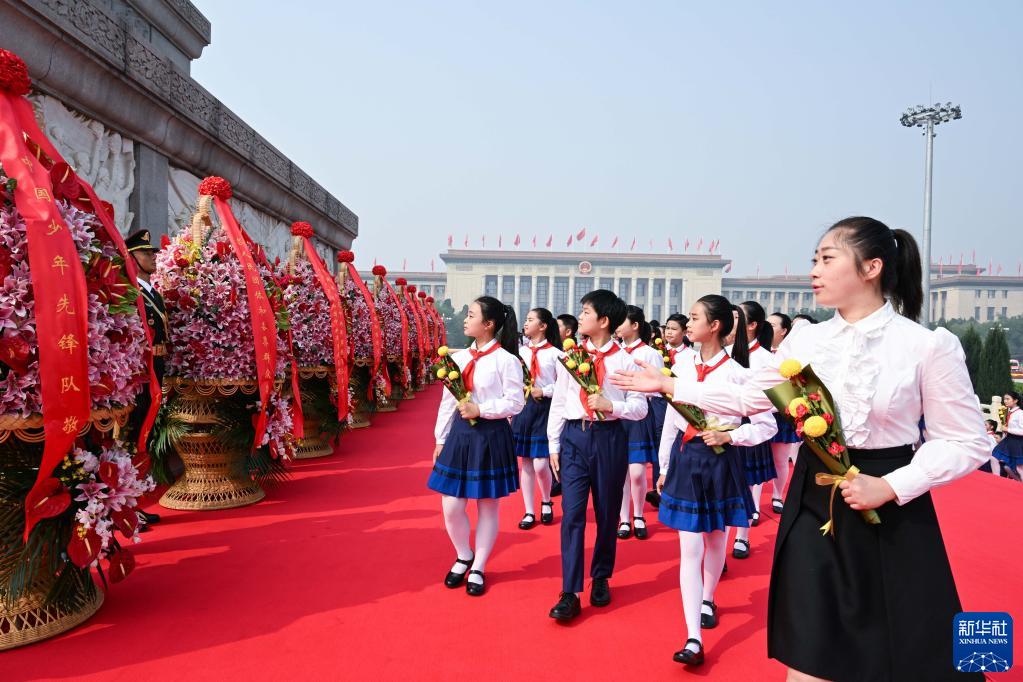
428;296;525;597
613;218;988;679
512;307;563;530
727;301;779;561
614;305;666;540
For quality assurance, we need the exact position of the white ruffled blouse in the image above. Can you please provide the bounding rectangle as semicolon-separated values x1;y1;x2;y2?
671;302;990;505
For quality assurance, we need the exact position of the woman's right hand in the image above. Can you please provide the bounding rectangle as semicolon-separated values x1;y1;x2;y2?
656;474;666;494
432;444;443;462
530;386;544;400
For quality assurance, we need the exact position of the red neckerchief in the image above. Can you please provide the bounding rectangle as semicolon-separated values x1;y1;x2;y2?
528;342;552;381
624;340;647;355
463;342;500;393
749;342;761;353
681;352;730;446
668;347;678;365
581;341;620;419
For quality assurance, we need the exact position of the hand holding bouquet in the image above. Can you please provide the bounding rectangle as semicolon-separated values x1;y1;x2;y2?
559;338;605;421
765;359;881;535
434;346;477;426
519;356;535;401
659;367;732;454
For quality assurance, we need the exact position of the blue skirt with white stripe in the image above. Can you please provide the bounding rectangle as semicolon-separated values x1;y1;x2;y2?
428;416;520;499
771;412;802;444
994;433;1023;468
658;434;755;533
512;396;551;459
624;397;664;464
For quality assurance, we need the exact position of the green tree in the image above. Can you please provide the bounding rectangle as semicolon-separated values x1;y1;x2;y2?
441;301;469;349
958;325;983;394
977;325;1013;402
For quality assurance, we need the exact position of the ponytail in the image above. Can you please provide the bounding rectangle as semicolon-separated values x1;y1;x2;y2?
828;217;923;321
623;305;651;344
731;304;750;368
474;296;520;355
638;320;652;344
740;300;774;351
530;307;561;348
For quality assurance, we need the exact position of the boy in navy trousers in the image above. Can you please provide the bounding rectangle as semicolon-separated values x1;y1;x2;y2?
547;290;647;621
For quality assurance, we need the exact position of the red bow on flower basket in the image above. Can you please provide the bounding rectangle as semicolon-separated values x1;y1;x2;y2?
336;250;383;394
199;176;277;450
400;283;428;364
289;222;350;422
0;49;161;537
378;268;411;372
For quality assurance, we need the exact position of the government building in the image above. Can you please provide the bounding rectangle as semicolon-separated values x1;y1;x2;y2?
379;250;1023;324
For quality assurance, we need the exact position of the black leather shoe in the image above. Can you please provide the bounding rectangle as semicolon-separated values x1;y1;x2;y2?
549;592;581;621
772;497;784;514
616;521;632;539
550;481;562;497
465;570;485;596
645;490;661;508
633;516;648;540
672;638;705;666
701;600;718;629
750;510;760;527
518;513;537;530
140;510;161;524
444;555;474;588
540;501;554;525
732;538;750;559
590;578;611;607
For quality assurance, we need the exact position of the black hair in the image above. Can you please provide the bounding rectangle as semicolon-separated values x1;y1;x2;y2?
556;313;578;341
1006;390;1022;404
740;300;774;351
529;307;561;348
985;419;998;431
650;320;662;341
580;289;627;333
827;216;923;321
664;313;692;348
622;305;652;344
473;296;519;355
695;294;749;368
792;313;818;325
770;312;793;334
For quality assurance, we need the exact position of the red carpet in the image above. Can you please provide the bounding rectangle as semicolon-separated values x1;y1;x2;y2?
4;386;1021;681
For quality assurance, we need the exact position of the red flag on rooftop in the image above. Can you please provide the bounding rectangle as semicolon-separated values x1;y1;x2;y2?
668;237;674;251
724;262;732;273
498;234;502;248
546;234;553;248
464;234;469;247
514;234;521;247
590;234;599;247
402;258;407;271
448;234;453;247
611;236;619;248
577;227;587;240
630;237;636;251
431;259;435;271
482;235;486;248
684;238;690;252
567;234;574;247
696;238;704;252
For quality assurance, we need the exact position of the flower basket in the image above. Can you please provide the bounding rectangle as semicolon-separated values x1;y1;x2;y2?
152;179;295;510
0;49;158;649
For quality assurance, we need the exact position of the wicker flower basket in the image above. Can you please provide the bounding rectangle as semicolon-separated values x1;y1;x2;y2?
293;366;336;460
158;378;267;511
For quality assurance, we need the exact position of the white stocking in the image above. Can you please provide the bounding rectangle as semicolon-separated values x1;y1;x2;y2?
519;459;537;515
989;457;1001;477
470;499;500;584
630;463;647;519
442;495;472;573
532;457;553;503
678;531;705;646
702;530;727;605
770;442;798;500
750;482;763;513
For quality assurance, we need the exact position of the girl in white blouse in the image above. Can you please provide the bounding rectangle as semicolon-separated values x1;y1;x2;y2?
614;217;988;681
615;305;666;540
428;296;526;597
994;390;1023;476
512;307;563;530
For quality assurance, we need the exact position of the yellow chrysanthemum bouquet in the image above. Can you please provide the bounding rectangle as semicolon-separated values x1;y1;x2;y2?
433;346;477;426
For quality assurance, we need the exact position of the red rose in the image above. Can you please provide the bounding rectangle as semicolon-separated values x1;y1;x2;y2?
0;49;32;96
795;404;808;419
827;442;845;456
822;413;834;424
175;256;190;269
337;250;355;263
290;221;313;238
808;392;822;402
198;176;233;199
371;265;386;276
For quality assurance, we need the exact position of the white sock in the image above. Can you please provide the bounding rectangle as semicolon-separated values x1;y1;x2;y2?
750;483;763;514
470;499;500;584
630;463;647;518
442;495;472;573
533;458;553;503
769;443;797;500
519;459;536;515
678;532;704;644
989;457;1001;477
702;530;727;606
735;524;750;544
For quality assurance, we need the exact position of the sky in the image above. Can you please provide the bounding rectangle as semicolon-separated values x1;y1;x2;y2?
191;1;1022;276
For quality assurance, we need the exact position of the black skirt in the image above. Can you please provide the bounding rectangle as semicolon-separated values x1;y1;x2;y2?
768;445;981;682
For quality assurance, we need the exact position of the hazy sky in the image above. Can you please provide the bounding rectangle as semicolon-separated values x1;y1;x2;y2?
192;1;1021;276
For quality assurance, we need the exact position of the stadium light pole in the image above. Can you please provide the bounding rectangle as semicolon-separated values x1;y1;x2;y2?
900;102;962;326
